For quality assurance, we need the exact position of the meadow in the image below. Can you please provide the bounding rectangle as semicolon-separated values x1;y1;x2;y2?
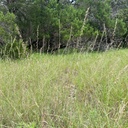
0;49;128;128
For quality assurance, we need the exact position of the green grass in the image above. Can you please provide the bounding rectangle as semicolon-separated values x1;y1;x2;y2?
0;49;128;128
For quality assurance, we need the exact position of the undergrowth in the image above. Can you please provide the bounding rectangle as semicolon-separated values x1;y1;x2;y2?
0;49;128;128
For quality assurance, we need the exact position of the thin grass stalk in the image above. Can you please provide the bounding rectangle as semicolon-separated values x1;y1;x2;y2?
89;32;99;52
77;7;90;48
67;26;73;47
110;19;118;47
62;26;73;54
36;25;39;51
58;19;61;50
29;38;33;54
40;36;46;54
98;24;106;51
104;24;109;51
16;25;22;39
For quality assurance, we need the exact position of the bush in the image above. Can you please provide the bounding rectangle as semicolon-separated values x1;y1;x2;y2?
0;11;17;42
0;11;28;59
0;38;28;59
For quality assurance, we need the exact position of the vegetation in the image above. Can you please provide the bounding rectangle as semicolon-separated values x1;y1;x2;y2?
1;38;28;59
0;49;128;127
0;11;27;59
0;0;128;127
0;0;128;59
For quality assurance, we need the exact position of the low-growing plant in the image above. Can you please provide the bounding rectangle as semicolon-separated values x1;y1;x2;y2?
16;122;37;128
0;49;128;127
0;38;28;59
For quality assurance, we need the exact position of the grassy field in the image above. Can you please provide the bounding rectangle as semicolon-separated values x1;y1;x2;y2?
0;49;128;128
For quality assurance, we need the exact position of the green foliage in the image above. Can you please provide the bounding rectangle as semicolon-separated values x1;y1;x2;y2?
115;19;127;37
60;5;82;40
1;38;28;59
16;122;37;128
0;0;128;53
7;0;98;45
0;11;28;59
0;11;17;42
117;8;128;35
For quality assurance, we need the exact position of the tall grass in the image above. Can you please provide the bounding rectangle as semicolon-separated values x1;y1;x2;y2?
0;49;128;127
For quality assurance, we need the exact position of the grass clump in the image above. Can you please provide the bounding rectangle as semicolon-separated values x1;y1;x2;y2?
0;49;128;127
0;38;28;60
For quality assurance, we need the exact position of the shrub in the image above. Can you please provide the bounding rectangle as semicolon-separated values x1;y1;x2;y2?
0;11;17;42
0;38;28;59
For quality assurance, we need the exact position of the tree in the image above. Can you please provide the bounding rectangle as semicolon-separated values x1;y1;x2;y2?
0;11;17;43
0;11;28;59
3;0;88;51
75;0;127;49
0;0;127;54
